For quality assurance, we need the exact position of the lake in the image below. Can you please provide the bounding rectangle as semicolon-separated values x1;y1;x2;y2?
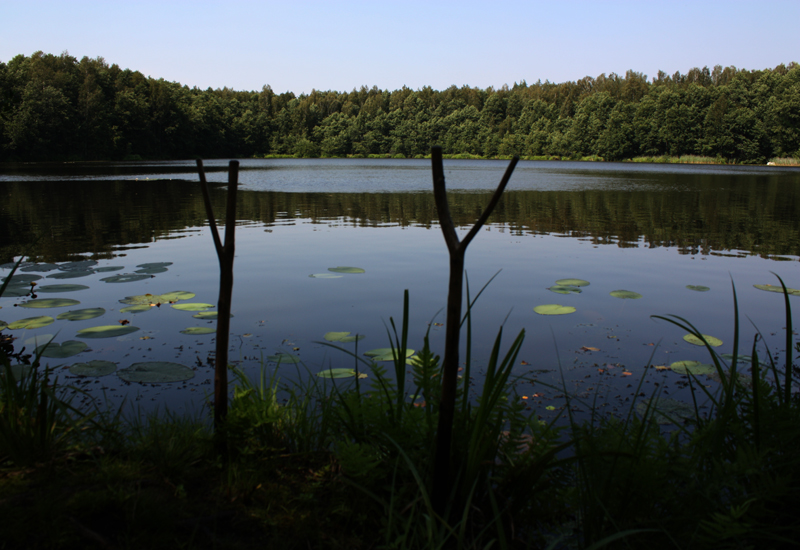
1;158;799;420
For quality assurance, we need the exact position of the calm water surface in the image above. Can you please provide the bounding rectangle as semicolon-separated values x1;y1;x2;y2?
1;159;799;418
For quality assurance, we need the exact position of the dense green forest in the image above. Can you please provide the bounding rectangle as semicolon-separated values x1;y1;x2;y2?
1;51;798;163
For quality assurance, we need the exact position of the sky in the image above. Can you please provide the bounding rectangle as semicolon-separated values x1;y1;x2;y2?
3;0;798;95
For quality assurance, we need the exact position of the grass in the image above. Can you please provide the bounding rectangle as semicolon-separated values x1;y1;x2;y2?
768;157;800;166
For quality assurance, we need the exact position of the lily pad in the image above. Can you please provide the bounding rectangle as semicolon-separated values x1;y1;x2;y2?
160;291;196;302
18;298;81;309
534;304;576;315
120;305;153;314
2;274;41;283
118;361;194;383
555;278;590;287
5;364;33;380
172;303;215;311
77;325;140;338
753;284;800;296
20;263;59;272
101;273;150;283
8;316;55;330
327;267;365;274
324;331;366;343
610;290;642;299
636;397;695;424
309;273;343;279
136;262;173;269
266;353;301;364
135;267;169;274
192;311;232;320
669;360;717;374
46;271;93;279
317;368;368;379
364;348;415;361
683;334;722;347
36;284;90;293
69;360;117;377
0;320;7;330
94;266;125;273
686;285;710;292
120;293;165;305
548;285;582;295
58;260;97;271
1;285;32;297
35;340;88;358
180;327;216;335
57;308;105;321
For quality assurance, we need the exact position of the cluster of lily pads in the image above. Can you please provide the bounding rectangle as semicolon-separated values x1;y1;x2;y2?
308;266;365;279
533;278;644;316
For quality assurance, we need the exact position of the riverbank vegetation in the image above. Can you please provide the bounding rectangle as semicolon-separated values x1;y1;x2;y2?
1;52;799;164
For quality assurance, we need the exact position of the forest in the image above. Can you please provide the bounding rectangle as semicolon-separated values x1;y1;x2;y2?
0;51;798;163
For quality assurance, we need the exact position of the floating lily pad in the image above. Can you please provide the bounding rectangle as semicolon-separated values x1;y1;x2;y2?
120;293;164;305
316;368;368;379
719;353;766;366
172;303;215;311
46;271;93;279
266;353;301;364
36;284;90;293
1;285;32;297
324;331;365;343
309;273;343;279
94;266;125;273
58;260;97;271
20;263;59;272
135;267;169;274
57;308;105;321
669;360;717;374
753;284;800;296
534;304;576;315
118;361;194;383
555;278;590;287
708;370;754;388
35;340;88;358
683;334;722;347
160;291;196;302
548;285;582;295
120;305;153;314
686;285;710;292
0;320;7;330
77;325;140;338
5;364;33;380
610;290;642;299
364;348;415;361
136;262;173;269
2;274;41;283
19;298;80;309
180;327;216;335
328;267;365;274
192;311;232;320
636;397;695;424
101;273;150;283
69;360;117;377
8;316;55;330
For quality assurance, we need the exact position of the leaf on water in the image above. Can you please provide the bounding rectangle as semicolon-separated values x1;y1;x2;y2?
266;353;301;364
669;360;716;374
0;285;32;297
118;361;194;383
309;273;343;279
120;305;152;314
57;260;97;271
18;298;81;309
340;335;365;343
363;348;415;361
94;266;125;273
555;278;590;287
683;334;722;347
327;267;365;274
57;308;105;321
77;325;140;338
35;340;88;358
134;267;169;274
192;311;232;319
46;271;93;279
533;304;576;315
36;284;90;293
101;273;150;283
172;303;215;311
609;290;642;299
160;291;196;302
180;327;216;335
136;262;173;269
753;284;800;296
548;285;582;295
69;360;117;377
2;274;42;283
20;263;59;272
636;397;695;424
8;316;55;330
0;320;7;330
580;346;600;352
686;285;710;292
316;368;368;379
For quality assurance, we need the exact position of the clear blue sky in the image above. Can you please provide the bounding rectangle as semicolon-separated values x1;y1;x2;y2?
3;0;798;94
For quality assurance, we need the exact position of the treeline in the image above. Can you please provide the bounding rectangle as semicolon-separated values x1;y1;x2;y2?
1;51;799;163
